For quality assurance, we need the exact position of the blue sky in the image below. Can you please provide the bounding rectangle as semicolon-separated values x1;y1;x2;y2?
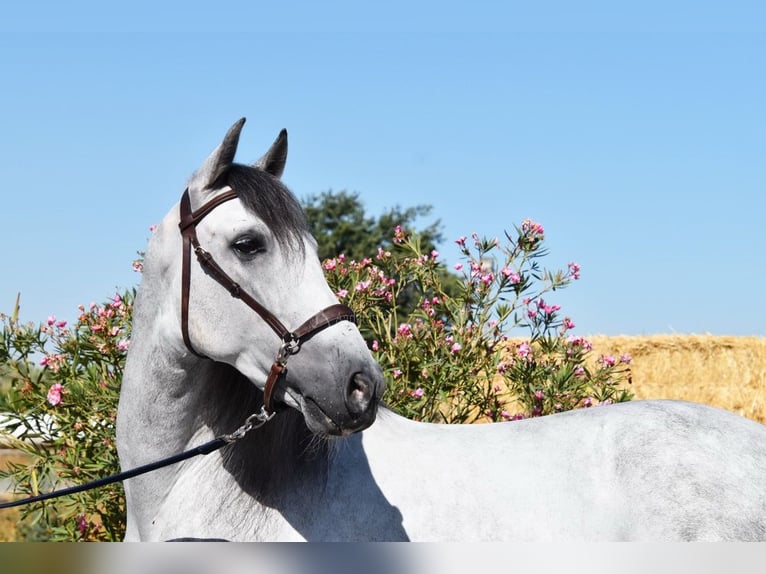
1;2;764;336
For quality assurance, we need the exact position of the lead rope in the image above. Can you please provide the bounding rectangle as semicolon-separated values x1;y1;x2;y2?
0;407;274;510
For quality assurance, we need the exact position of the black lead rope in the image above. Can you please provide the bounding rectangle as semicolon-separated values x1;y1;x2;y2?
0;408;273;510
0;438;226;510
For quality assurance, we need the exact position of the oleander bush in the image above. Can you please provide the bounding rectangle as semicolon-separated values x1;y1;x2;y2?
0;292;132;541
323;221;632;423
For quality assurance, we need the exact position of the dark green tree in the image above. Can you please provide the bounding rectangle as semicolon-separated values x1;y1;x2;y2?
302;190;444;261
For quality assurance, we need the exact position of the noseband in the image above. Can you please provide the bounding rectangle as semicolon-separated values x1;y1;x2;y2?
178;188;356;414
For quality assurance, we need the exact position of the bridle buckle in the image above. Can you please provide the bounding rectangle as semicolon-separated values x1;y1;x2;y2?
276;336;301;366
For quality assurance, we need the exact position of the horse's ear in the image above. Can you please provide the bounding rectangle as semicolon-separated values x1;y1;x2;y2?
254;129;288;179
190;118;246;192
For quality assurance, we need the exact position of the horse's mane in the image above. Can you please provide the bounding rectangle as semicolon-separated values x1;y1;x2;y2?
224;163;310;254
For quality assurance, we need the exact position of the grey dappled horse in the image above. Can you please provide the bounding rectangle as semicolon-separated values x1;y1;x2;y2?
116;119;766;541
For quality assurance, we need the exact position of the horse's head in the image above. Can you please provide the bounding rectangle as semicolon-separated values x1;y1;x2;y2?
151;119;384;436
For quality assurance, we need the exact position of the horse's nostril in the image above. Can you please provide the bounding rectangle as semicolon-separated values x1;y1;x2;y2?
346;372;374;415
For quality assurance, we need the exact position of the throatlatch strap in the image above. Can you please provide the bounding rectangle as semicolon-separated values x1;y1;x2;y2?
179;191;205;357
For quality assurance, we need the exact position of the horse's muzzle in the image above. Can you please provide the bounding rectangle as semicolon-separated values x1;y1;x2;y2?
298;368;384;437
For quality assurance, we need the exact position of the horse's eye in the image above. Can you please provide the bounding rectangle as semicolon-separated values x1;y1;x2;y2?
231;236;265;258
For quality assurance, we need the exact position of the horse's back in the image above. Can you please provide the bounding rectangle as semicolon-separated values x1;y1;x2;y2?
360;400;766;541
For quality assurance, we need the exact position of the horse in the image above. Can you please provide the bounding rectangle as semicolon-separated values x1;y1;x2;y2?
116;119;766;541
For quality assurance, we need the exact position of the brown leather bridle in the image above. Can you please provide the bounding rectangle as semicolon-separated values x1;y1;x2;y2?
178;188;356;414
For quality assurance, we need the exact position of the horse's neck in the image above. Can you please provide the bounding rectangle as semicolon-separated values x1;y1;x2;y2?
118;293;332;537
118;338;203;456
118;227;215;456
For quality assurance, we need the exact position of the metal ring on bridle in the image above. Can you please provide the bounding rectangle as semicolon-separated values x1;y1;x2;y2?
222;407;276;443
277;337;301;365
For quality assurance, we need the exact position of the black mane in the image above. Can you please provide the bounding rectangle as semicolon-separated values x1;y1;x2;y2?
225;163;310;253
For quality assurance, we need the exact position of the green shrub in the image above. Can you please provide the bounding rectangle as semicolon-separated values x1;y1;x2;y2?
322;221;632;423
0;292;132;541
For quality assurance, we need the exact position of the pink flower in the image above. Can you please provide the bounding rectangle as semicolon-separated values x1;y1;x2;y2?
601;355;616;367
323;259;337;271
411;388;424;398
454;263;463;271
516;341;531;358
117;340;130;352
355;280;371;292
620;353;632;364
393;369;402;379
371;340;379;351
421;300;436;317
563;317;576;330
501;410;512;421
569;337;593;351
534;389;544;401
521;219;545;236
76;514;88;537
543;303;561;315
501;267;521;284
568;261;581;280
46;315;56;326
397;323;413;338
56;320;67;329
431;250;439;259
149;224;158;233
335;289;349;298
455;236;467;247
47;383;63;406
450;342;462;354
132;260;144;273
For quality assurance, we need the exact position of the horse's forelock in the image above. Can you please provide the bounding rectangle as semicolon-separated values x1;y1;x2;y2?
224;164;310;255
